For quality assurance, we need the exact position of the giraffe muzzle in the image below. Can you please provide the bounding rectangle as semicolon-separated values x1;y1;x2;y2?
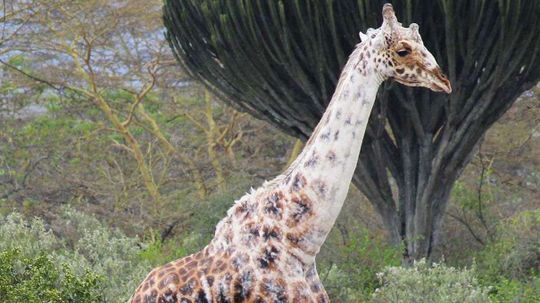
430;67;452;94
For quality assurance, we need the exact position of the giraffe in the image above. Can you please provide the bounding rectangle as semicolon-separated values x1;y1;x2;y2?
129;4;451;303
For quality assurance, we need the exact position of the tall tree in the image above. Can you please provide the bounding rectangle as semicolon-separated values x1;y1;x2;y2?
1;0;239;229
163;0;540;259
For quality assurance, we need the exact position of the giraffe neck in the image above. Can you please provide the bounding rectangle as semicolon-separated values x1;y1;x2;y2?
282;43;383;260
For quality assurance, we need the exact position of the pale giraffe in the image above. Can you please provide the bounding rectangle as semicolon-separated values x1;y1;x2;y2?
129;4;451;303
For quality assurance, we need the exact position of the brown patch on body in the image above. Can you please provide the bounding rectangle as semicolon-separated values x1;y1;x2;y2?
232;252;250;270
261;277;288;302
264;191;284;219
287;194;314;226
233;270;254;302
158;273;180;290
258;246;280;269
212;259;228;274
179;278;197;296
234;200;251;219
291;282;311;303
262;224;282;241
144;289;158;303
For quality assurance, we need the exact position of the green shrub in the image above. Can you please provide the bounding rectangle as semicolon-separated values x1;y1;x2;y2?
0;248;103;303
0;208;152;302
319;228;401;302
56;208;152;302
476;209;539;281
488;277;540;303
475;209;540;302
371;259;491;303
0;212;59;256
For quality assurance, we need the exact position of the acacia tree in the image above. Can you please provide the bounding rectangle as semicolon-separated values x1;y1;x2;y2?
0;0;221;225
163;0;540;259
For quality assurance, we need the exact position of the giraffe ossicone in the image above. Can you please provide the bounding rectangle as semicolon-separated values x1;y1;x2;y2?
130;3;451;303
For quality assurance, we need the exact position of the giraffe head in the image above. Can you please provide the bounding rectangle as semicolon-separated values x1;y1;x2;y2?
361;4;452;93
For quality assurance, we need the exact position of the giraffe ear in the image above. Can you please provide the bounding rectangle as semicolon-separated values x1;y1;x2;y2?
359;31;368;42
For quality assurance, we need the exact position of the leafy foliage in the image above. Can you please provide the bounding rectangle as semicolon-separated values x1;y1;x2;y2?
478;209;539;280
0;249;103;303
319;227;401;301
0;209;152;302
475;209;540;302
372;259;491;303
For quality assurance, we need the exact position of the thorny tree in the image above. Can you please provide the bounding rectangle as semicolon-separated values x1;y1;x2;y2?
0;0;253;232
163;0;540;259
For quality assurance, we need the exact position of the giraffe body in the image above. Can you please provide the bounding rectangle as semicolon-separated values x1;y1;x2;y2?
131;178;330;303
130;4;451;302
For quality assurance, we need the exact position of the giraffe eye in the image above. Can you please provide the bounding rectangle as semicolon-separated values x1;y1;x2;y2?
397;49;410;57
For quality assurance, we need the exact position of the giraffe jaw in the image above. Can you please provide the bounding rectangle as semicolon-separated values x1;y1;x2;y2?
393;67;452;94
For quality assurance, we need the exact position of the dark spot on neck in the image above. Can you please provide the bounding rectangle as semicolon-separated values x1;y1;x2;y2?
291;173;307;192
320;130;331;141
326;151;337;162
304;150;319;168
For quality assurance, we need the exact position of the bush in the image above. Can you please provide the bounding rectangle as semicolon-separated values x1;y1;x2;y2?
475;209;540;302
372;259;491;303
0;212;59;256
318;227;401;302
476;209;539;281
0;208;152;302
0;248;103;302
488;277;540;303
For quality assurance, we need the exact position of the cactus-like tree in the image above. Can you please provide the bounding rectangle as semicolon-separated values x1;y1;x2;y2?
163;0;540;259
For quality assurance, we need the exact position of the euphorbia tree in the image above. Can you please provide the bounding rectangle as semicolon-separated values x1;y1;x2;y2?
163;0;540;259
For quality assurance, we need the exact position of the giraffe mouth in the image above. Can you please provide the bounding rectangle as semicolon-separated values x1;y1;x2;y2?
394;77;452;94
430;68;452;94
431;82;452;94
